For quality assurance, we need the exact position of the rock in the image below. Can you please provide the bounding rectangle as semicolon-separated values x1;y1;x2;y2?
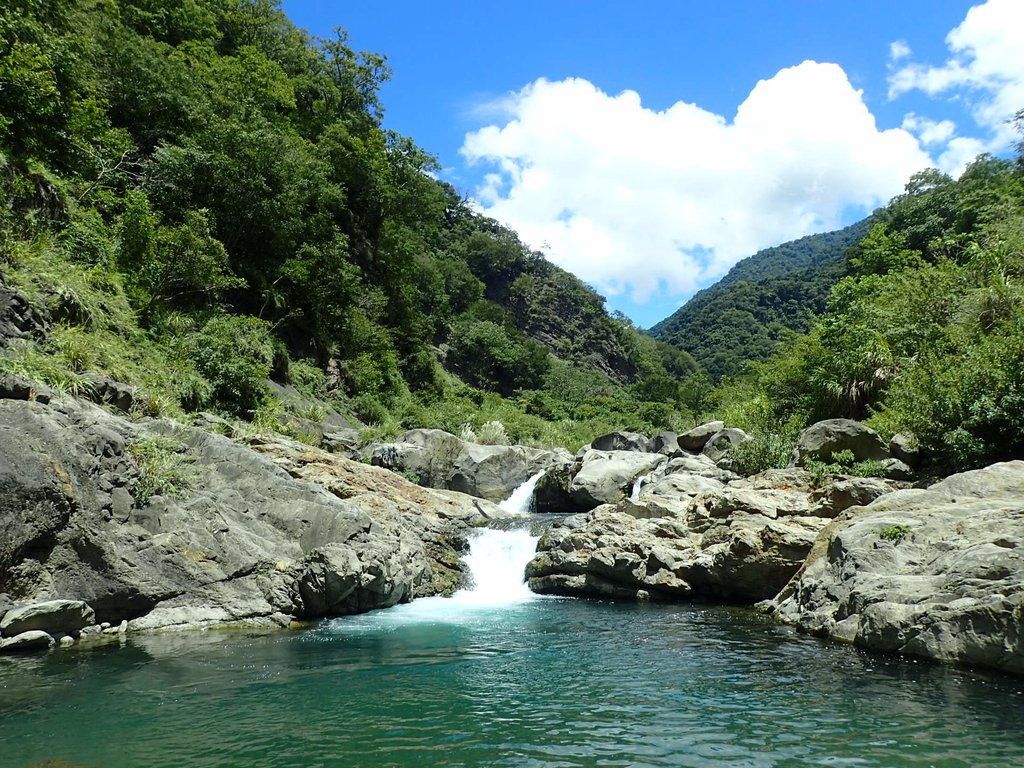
0;599;95;636
0;630;55;653
0;373;53;403
662;454;739;483
808;476;893;518
771;461;1024;676
641;473;725;500
651;432;683;457
81;372;138;414
528;479;830;603
534;462;589;514
881;458;915;481
59;634;75;648
568;450;665;510
702;428;751;461
677;421;725;452
0;275;48;344
590;431;652;453
789;419;889;466
0;398;505;633
889;432;920;467
370;428;569;502
191;412;235;437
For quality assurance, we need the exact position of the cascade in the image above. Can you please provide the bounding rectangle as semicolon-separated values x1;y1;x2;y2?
630;473;652;501
499;470;546;515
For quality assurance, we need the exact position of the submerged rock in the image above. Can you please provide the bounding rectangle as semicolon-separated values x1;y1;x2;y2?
770;461;1024;676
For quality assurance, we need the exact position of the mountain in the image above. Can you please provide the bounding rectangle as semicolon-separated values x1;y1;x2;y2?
649;219;871;380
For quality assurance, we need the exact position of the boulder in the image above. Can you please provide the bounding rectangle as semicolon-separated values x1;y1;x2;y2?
677;421;725;452
0;599;95;636
568;450;665;510
0;276;48;344
0;398;505;633
81;372;138;414
528;477;832;603
889;432;921;467
370;428;569;502
702;428;751;461
881;458;915;481
590;431;651;453
650;432;683;457
789;419;889;466
808;476;893;518
0;373;52;404
771;461;1024;676
0;630;55;653
534;462;589;514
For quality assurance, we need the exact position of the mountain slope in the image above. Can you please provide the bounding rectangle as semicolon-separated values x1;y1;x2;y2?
650;219;870;380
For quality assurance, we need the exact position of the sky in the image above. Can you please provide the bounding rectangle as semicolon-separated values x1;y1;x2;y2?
281;0;1024;328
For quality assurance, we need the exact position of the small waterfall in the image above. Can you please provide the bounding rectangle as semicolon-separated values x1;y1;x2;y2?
499;470;546;515
630;473;651;501
453;526;538;606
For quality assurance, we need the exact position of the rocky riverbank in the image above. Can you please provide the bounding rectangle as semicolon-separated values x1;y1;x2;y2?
0;389;513;650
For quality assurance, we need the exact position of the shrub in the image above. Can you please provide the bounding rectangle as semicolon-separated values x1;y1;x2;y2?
128;435;194;504
187;314;273;416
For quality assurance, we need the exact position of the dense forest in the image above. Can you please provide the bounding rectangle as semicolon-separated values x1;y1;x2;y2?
651;220;869;381
1;0;1021;474
0;0;699;449
716;150;1024;474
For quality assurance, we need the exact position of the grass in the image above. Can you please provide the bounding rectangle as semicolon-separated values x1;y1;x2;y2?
879;524;911;544
127;435;194;504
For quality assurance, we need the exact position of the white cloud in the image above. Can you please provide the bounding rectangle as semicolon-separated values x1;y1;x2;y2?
889;40;912;62
889;0;1024;148
460;62;931;304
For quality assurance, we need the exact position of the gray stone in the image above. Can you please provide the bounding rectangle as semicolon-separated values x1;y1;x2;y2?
0;373;52;403
370;428;569;502
702;428;752;461
0;398;506;632
889;432;921;467
0;630;55;653
590;431;652;453
809;477;893;518
81;372;138;413
528;477;829;603
651;432;683;457
789;419;889;466
677;421;725;452
0;599;95;635
771;460;1024;676
881;458;915;481
568;450;665;510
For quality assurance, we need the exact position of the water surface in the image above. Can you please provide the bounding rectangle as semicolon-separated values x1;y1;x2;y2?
1;528;1023;767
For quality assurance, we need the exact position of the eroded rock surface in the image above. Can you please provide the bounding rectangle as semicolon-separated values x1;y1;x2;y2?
0;398;504;635
527;467;884;603
770;461;1024;676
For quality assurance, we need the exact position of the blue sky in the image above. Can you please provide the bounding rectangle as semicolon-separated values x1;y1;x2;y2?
281;1;1023;327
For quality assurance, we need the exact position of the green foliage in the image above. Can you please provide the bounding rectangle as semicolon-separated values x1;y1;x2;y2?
651;220;869;381
188;314;274;416
127;435;194;504
879;524;910;544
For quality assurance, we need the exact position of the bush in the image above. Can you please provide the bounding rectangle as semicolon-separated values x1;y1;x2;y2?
188;314;274;416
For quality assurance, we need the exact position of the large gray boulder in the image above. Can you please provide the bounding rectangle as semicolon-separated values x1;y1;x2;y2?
527;470;862;602
771;461;1024;676
371;428;570;502
568;450;665;510
0;630;55;653
790;419;889;466
702;428;752;462
677;421;725;452
0;398;504;634
0;599;95;636
590;431;651;453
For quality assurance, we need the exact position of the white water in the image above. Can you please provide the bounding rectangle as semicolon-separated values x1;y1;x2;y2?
630;473;652;501
328;475;544;629
499;470;546;515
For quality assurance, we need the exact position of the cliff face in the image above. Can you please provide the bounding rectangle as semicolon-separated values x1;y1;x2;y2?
0;392;503;634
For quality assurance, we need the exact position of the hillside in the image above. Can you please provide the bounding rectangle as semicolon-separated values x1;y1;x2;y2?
650;219;870;380
0;0;699;448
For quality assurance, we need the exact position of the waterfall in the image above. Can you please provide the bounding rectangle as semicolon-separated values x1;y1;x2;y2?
630;473;651;501
499;470;546;515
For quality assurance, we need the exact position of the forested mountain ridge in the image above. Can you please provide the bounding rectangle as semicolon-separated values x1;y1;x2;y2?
0;0;698;448
650;219;870;381
717;150;1024;474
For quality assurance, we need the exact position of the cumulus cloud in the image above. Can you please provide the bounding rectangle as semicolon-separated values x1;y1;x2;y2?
889;40;912;62
461;62;931;304
889;0;1024;149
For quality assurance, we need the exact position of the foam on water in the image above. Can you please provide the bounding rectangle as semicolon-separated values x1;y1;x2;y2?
329;474;545;629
